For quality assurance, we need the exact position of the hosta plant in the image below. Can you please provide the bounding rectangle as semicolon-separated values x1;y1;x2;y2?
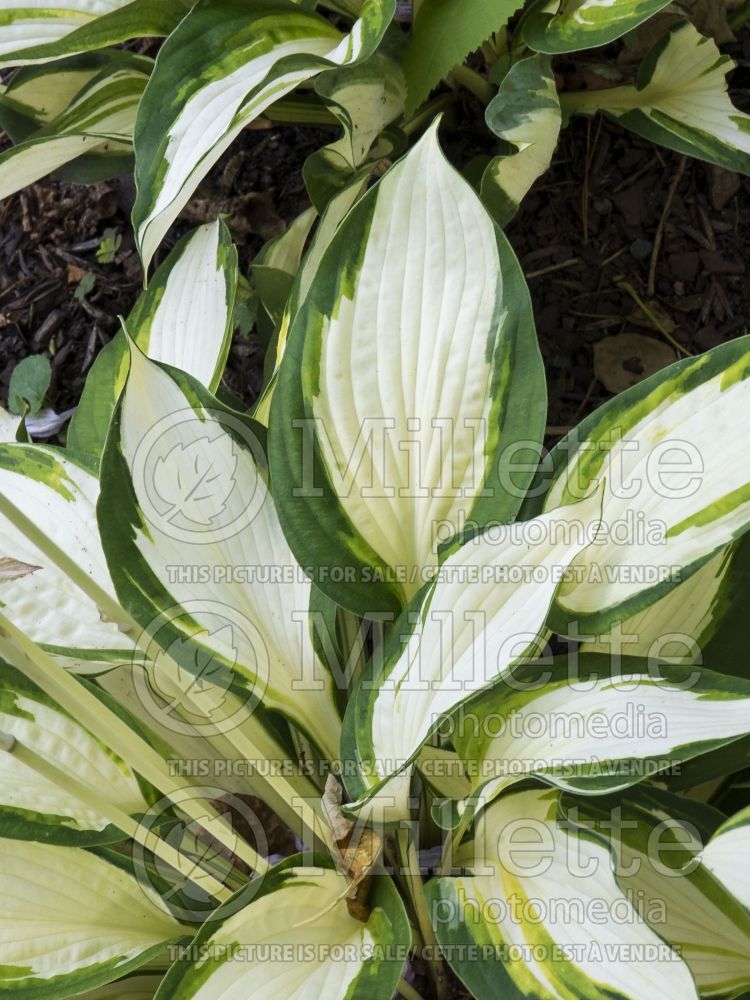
1;123;750;1000
2;0;750;267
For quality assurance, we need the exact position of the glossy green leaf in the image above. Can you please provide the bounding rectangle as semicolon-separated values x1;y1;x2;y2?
402;0;522;115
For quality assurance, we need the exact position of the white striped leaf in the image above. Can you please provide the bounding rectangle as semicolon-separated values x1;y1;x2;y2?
522;0;673;54
0;662;149;844
0;49;144;126
98;343;342;760
481;54;561;226
451;654;750;813
425;787;700;1000
0;50;150;183
68;220;238;460
270;122;546;614
127;219;238;392
0;62;148;200
154;855;410;1000
700;804;750;912
563;22;750;176
0;841;186;996
0;0;185;67
562;788;750;996
540;336;750;635
341;491;602;813
0;443;138;672
132;0;396;271
580;540;745;664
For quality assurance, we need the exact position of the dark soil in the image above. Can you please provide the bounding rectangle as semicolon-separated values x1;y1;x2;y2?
1;37;750;433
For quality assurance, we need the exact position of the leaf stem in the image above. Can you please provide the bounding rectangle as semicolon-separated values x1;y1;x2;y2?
398;978;427;1000
448;64;494;105
2;735;232;904
401;93;454;138
0;614;269;875
397;829;449;1000
559;85;640;117
438;806;474;877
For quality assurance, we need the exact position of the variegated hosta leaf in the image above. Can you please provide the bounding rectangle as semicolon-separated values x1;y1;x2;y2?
0;61;149;200
69;220;238;460
128;219;238;391
580;541;741;663
0;50;151;189
425;787;700;1000
154;856;410;1000
0;840;186;996
522;0;673;54
0;0;185;68
270;122;546;614
0;405;19;442
451;654;750;813
542;336;750;634
253;205;318;329
132;0;396;270
0;49;148;130
0;661;149;844
253;172;370;426
0;443;137;672
563;22;750;176
562;788;750;996
700;804;750;911
481;54;561;226
417;745;472;802
342;491;602;811
98;343;342;760
303;50;406;212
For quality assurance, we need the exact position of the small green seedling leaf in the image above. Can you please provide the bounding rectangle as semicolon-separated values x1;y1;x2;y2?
74;272;97;301
96;227;123;264
7;355;51;416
